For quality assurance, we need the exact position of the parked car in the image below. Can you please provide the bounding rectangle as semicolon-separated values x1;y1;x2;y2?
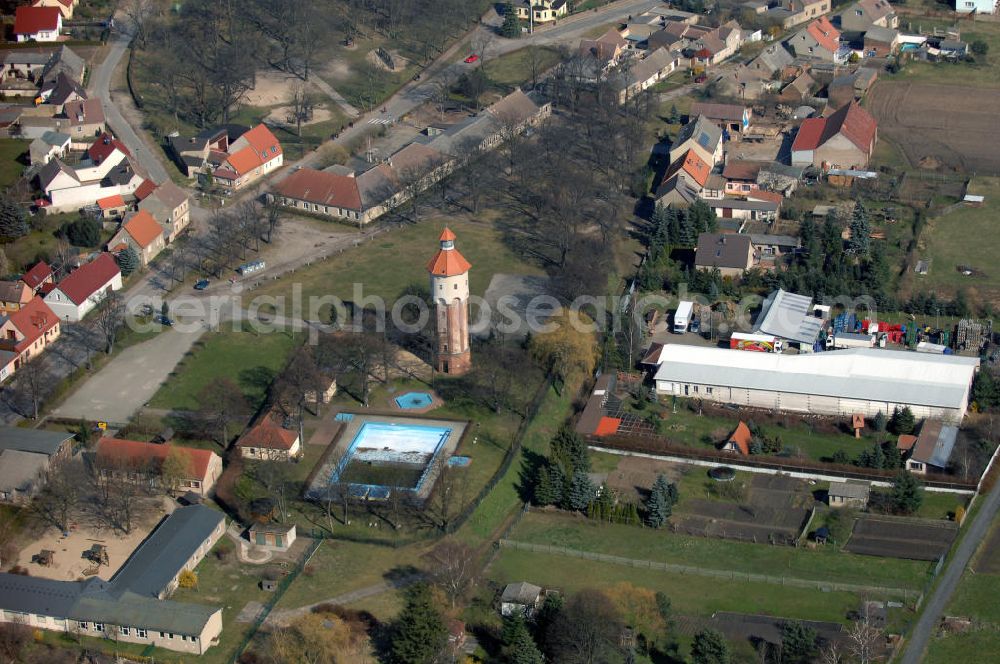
157;316;173;327
464;54;479;63
194;279;210;290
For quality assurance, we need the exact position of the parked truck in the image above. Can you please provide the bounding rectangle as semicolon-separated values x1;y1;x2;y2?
826;332;875;350
673;301;694;334
730;332;783;352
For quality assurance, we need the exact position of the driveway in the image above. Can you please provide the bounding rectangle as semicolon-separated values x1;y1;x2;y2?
50;325;205;425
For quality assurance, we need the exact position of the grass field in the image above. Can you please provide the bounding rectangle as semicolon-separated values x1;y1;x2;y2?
490;548;865;624
510;511;932;591
275;539;429;610
251;215;545;308
481;46;562;92
917;176;1000;303
638;401;876;463
0;138;27;189
149;329;301;411
890;19;1000;88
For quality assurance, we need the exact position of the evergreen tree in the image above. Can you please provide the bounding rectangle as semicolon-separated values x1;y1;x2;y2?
645;485;669;528
551;428;590;474
973;371;1000;408
891;470;924;515
501;614;544;664
390;583;448;664
848;201;871;257
500;2;521;38
831;449;850;465
780;621;818;664
592;483;614;521
883;441;902;469
76;419;92;447
870;442;885;469
0;197;28;242
691;628;730;664
66;218;100;247
116;246;140;277
873;410;887;433
890;406;916;435
655;591;672;624
668;104;680;124
534;461;563;506
565;469;596;511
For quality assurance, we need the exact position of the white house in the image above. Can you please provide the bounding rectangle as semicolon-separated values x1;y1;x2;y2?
955;0;997;13
36;134;143;212
14;6;62;42
43;253;123;321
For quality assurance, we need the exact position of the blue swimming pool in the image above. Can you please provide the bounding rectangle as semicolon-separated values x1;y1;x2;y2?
393;391;434;409
328;421;453;494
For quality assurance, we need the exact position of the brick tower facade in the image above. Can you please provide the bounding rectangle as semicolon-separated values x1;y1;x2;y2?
427;227;472;375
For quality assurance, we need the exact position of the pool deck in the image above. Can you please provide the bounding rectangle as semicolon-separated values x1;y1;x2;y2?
306;413;468;502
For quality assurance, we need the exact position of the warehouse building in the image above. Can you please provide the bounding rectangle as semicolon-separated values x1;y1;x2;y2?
652;345;979;422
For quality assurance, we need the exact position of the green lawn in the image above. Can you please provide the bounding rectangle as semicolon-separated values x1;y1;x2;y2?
0;138;27;189
925;629;1000;664
275;539;428;610
251;216;544;309
642;401;875;463
918;176;1000;303
482;46;562;92
510;511;932;591
870;488;968;521
490;548;864;624
149;329;301;411
457;380;576;544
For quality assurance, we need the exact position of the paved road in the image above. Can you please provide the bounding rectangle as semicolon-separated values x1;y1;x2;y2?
50;324;206;424
88;25;168;183
898;478;1000;664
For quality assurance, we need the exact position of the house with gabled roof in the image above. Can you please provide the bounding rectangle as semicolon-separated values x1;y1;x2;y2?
694;232;757;277
95;438;223;495
36;131;142;212
838;0;897;32
40;72;85;110
28;130;70;165
43;253;122;321
791;100;878;170
14;6;62;42
236;414;301;462
669;115;724;165
616;47;679;103
31;0;76;20
0;296;60;381
723;421;753;454
514;0;568;23
212;124;283;191
137;180;191;241
275;167;363;223
0;280;34;315
787;16;848;62
0;505;225;654
654;149;712;207
20;261;53;293
108;210;166;266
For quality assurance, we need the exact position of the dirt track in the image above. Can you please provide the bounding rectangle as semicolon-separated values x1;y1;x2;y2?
868;81;1000;173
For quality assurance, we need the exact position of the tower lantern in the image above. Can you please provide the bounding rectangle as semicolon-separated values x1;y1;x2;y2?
427;227;472;375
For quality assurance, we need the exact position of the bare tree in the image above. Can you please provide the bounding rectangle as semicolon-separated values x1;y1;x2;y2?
253;461;293;519
31;457;86;532
90;456;150;534
6;356;52;420
120;0;162;50
424;539;477;608
196;377;251;447
847;613;883;664
818;641;845;664
90;290;126;354
264;198;283;243
287;81;314;137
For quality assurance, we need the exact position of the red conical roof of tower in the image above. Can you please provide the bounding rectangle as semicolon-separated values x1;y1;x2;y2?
427;227;472;277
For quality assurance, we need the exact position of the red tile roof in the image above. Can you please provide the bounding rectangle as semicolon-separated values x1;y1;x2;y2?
791;101;877;155
88;133;130;164
791;117;826;152
237;418;299;451
427;228;471;277
276;168;362;211
439;227;456;242
95;438;217;483
663;149;711;188
97;194;126;210
14;6;60;35
3;296;58;354
722;160;764;181
52;253;119;305
805;17;841;54
221;124;282;177
134;179;157;201
896;434;917;452
728;421;752;455
20;261;53;290
747;190;784;204
122;210;164;249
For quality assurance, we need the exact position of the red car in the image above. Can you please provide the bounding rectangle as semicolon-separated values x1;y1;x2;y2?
464;54;479;63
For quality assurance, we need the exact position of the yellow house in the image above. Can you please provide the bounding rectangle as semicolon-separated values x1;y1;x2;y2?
515;0;569;23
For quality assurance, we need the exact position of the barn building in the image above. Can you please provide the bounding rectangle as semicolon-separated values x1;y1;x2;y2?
652;345;979;423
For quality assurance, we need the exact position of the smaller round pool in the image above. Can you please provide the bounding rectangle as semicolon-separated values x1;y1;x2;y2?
394;391;434;409
709;466;736;482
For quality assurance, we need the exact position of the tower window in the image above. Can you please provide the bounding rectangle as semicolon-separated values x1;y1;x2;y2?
454;284;458;289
